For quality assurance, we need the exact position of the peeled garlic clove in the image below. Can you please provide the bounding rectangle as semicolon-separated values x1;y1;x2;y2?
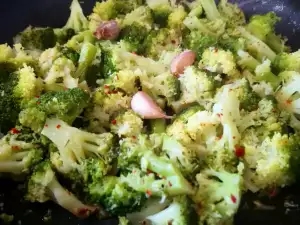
94;20;120;40
171;50;196;76
131;91;172;119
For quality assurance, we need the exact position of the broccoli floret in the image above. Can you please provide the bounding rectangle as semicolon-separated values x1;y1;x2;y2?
65;30;96;52
182;32;218;61
183;16;226;37
0;131;43;175
143;28;182;60
118;216;130;225
19;88;90;132
42;118;116;174
110;110;143;137
146;0;173;27
193;169;243;225
246;12;289;54
199;0;221;20
54;28;76;45
162;135;201;179
219;36;246;54
273;50;300;73
146;196;195;225
217;0;246;27
236;26;277;61
237;50;260;71
149;119;166;134
199;47;240;78
139;71;181;104
14;26;57;51
275;71;300;116
242;132;298;192
26;161;98;218
119;23;150;54
171;66;218;113
118;135;194;196
86;176;146;216
121;6;153;30
167;6;187;29
254;59;280;89
64;0;88;33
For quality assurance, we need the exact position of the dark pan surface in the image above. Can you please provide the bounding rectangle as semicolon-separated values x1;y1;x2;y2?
1;0;300;224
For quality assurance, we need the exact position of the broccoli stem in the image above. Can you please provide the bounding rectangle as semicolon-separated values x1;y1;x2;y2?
75;43;97;81
237;27;277;61
266;33;288;54
199;0;221;20
0;161;26;174
47;175;98;218
183;16;218;36
149;119;166;133
64;0;89;32
237;50;260;71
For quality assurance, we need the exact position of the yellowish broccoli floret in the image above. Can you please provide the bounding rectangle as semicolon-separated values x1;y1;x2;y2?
167;6;187;29
199;47;240;78
111;110;143;137
38;47;61;73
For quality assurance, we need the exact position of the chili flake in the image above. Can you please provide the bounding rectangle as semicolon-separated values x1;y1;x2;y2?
44;124;48;128
10;128;20;134
36;101;41;105
111;120;117;125
235;145;245;157
168;181;172;187
56;124;61;129
286;99;292;105
12;146;20;151
104;85;110;89
231;194;237;203
132;136;137;140
35;96;40;98
146;190;152;197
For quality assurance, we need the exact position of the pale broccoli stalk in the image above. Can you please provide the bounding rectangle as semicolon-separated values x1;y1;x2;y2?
273;50;300;73
65;30;95;52
236;26;277;61
41;118;115;174
276;71;300;115
199;47;240;78
254;59;280;89
146;196;194;225
213;85;241;151
64;0;89;33
194;169;243;225
183;16;226;37
237;50;260;71
110;110;143;137
184;0;203;17
74;42;97;81
199;0;221;20
162;135;201;179
26;161;98;218
0;134;43;175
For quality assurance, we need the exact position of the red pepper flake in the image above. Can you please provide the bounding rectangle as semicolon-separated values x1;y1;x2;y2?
132;52;137;55
10;128;20;134
147;170;153;175
146;190;152;197
132;170;136;174
111;119;117;125
56;124;61;129
231;194;237;203
214;48;219;53
112;90;118;94
217;113;223;117
35;96;40;98
77;208;89;217
269;188;277;198
64;87;68;90
286;99;292;105
36;101;41;105
171;40;176;44
12;146;20;151
233;136;236;139
132;136;137;140
104;85;110;89
168;181;172;187
229;89;233;92
142;220;147;225
235;145;245;157
44;124;48;128
106;91;112;94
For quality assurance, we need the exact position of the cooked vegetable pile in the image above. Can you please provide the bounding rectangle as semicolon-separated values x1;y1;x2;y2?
1;0;300;224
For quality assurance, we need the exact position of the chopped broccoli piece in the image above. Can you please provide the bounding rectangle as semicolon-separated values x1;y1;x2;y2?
118;216;130;225
254;59;280;89
121;6;153;30
167;6;188;29
26;161;97;218
193;169;243;225
86;176;146;215
110;110;143;137
42;118;116;174
19;88;90;132
273;50;300;73
199;0;221;21
64;0;89;33
218;0;246;27
146;0;173;27
237;50;260;71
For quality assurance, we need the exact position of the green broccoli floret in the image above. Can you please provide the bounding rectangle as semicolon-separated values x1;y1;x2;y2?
237;50;260;71
199;47;240;78
121;6;153;30
139;71;181;104
162;135;201;179
273;50;300;73
64;0;88;33
42;118;116;174
65;30;96;52
26;161;98;218
246;12;289;53
219;36;246;54
118;216;130;225
242;132;299;192
217;0;246;27
54;28;76;45
118;135;194;196
146;196;195;225
110;110;143;137
275;71;300;116
143;28;182;60
183;16;226;37
146;0;173;27
254;59;280;89
167;5;188;29
19;88;90;132
0;130;43;175
170;66;218;113
119;22;150;54
182;32;218;61
193;169;243;225
14;26;57;51
86;176;146;216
